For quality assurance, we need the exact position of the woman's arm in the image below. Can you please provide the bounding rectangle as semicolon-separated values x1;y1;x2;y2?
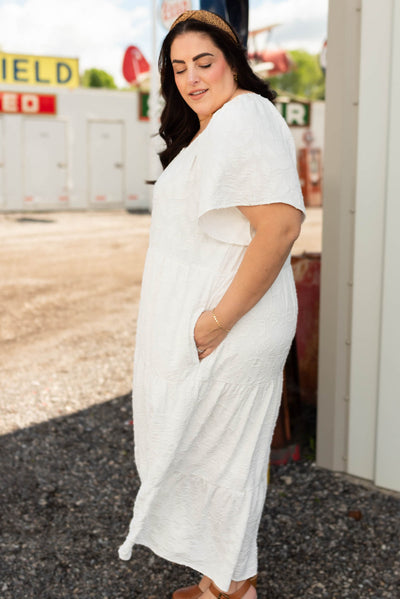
193;202;302;360
215;202;302;328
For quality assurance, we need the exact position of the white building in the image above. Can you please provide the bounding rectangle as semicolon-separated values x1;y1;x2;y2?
0;82;325;214
317;0;400;493
0;84;150;211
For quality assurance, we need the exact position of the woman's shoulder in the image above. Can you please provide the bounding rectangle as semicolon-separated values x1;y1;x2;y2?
215;92;280;124
202;92;290;155
208;93;288;143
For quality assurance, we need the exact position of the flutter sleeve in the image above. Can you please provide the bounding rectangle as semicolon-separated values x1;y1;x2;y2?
195;94;305;246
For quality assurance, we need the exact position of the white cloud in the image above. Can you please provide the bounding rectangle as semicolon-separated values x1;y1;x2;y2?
0;0;151;86
249;0;328;53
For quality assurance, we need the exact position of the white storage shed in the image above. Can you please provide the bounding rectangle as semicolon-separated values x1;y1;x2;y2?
0;84;150;211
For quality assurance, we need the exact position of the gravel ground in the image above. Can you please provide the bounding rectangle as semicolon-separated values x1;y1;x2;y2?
1;392;399;599
1;210;399;598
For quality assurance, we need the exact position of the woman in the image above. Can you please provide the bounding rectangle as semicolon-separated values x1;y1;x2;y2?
119;10;305;599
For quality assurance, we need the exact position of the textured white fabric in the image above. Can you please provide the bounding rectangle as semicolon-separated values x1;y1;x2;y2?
118;93;305;592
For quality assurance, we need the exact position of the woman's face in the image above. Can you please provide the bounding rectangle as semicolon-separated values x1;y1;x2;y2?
170;31;237;127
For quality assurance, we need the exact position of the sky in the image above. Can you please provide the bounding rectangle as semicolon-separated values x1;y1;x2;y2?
0;0;328;87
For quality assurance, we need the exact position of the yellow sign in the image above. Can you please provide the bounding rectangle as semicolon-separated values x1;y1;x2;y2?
0;52;79;88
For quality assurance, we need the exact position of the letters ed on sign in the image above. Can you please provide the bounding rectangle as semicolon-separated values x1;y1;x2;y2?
0;51;79;88
0;92;56;115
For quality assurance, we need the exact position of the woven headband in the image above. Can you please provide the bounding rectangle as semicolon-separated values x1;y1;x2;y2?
170;10;239;44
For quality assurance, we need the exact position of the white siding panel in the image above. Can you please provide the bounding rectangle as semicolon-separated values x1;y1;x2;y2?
317;0;361;472
347;0;394;481
375;0;400;492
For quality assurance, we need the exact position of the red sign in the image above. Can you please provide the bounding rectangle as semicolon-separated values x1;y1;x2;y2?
0;92;56;114
160;0;192;29
122;46;150;85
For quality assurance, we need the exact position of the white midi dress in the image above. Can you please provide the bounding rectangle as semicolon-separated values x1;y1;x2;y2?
118;93;305;592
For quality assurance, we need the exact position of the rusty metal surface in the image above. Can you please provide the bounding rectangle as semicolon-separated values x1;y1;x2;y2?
291;252;321;406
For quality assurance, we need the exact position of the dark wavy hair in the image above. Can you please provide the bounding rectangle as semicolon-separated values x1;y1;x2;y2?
158;16;277;168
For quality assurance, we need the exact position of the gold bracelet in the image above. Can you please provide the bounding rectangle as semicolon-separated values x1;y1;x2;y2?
211;310;231;333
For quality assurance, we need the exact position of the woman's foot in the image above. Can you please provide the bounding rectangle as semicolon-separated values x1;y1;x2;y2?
172;575;211;599
198;576;212;592
200;579;257;599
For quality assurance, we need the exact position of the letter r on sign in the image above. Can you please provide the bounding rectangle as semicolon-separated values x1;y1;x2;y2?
286;104;307;126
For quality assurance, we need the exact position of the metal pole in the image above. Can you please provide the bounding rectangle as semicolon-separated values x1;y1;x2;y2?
200;0;249;47
148;0;162;196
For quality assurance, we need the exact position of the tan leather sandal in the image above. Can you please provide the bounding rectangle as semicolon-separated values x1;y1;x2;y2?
208;579;252;599
172;583;204;599
172;576;257;599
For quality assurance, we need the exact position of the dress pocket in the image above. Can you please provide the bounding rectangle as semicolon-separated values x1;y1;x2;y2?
188;307;205;365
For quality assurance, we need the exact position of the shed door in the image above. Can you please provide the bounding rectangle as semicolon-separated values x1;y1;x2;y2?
0;119;4;207
88;121;124;205
23;119;68;206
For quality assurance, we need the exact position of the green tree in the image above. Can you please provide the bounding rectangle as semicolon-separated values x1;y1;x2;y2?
81;68;117;89
268;50;325;101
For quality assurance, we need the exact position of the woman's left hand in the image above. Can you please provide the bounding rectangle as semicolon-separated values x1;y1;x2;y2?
193;310;228;360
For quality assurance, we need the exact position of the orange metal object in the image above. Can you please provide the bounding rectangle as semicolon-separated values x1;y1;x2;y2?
298;147;323;207
291;253;321;406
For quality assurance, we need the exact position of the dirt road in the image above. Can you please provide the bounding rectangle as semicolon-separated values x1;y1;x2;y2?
0;211;150;434
0;209;321;435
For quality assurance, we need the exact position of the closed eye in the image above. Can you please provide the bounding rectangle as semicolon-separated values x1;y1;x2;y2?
175;64;211;74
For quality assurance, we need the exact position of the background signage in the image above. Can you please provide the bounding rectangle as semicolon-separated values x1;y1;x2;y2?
139;92;149;121
160;0;192;30
0;92;57;114
122;46;150;85
0;52;79;88
276;100;311;127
